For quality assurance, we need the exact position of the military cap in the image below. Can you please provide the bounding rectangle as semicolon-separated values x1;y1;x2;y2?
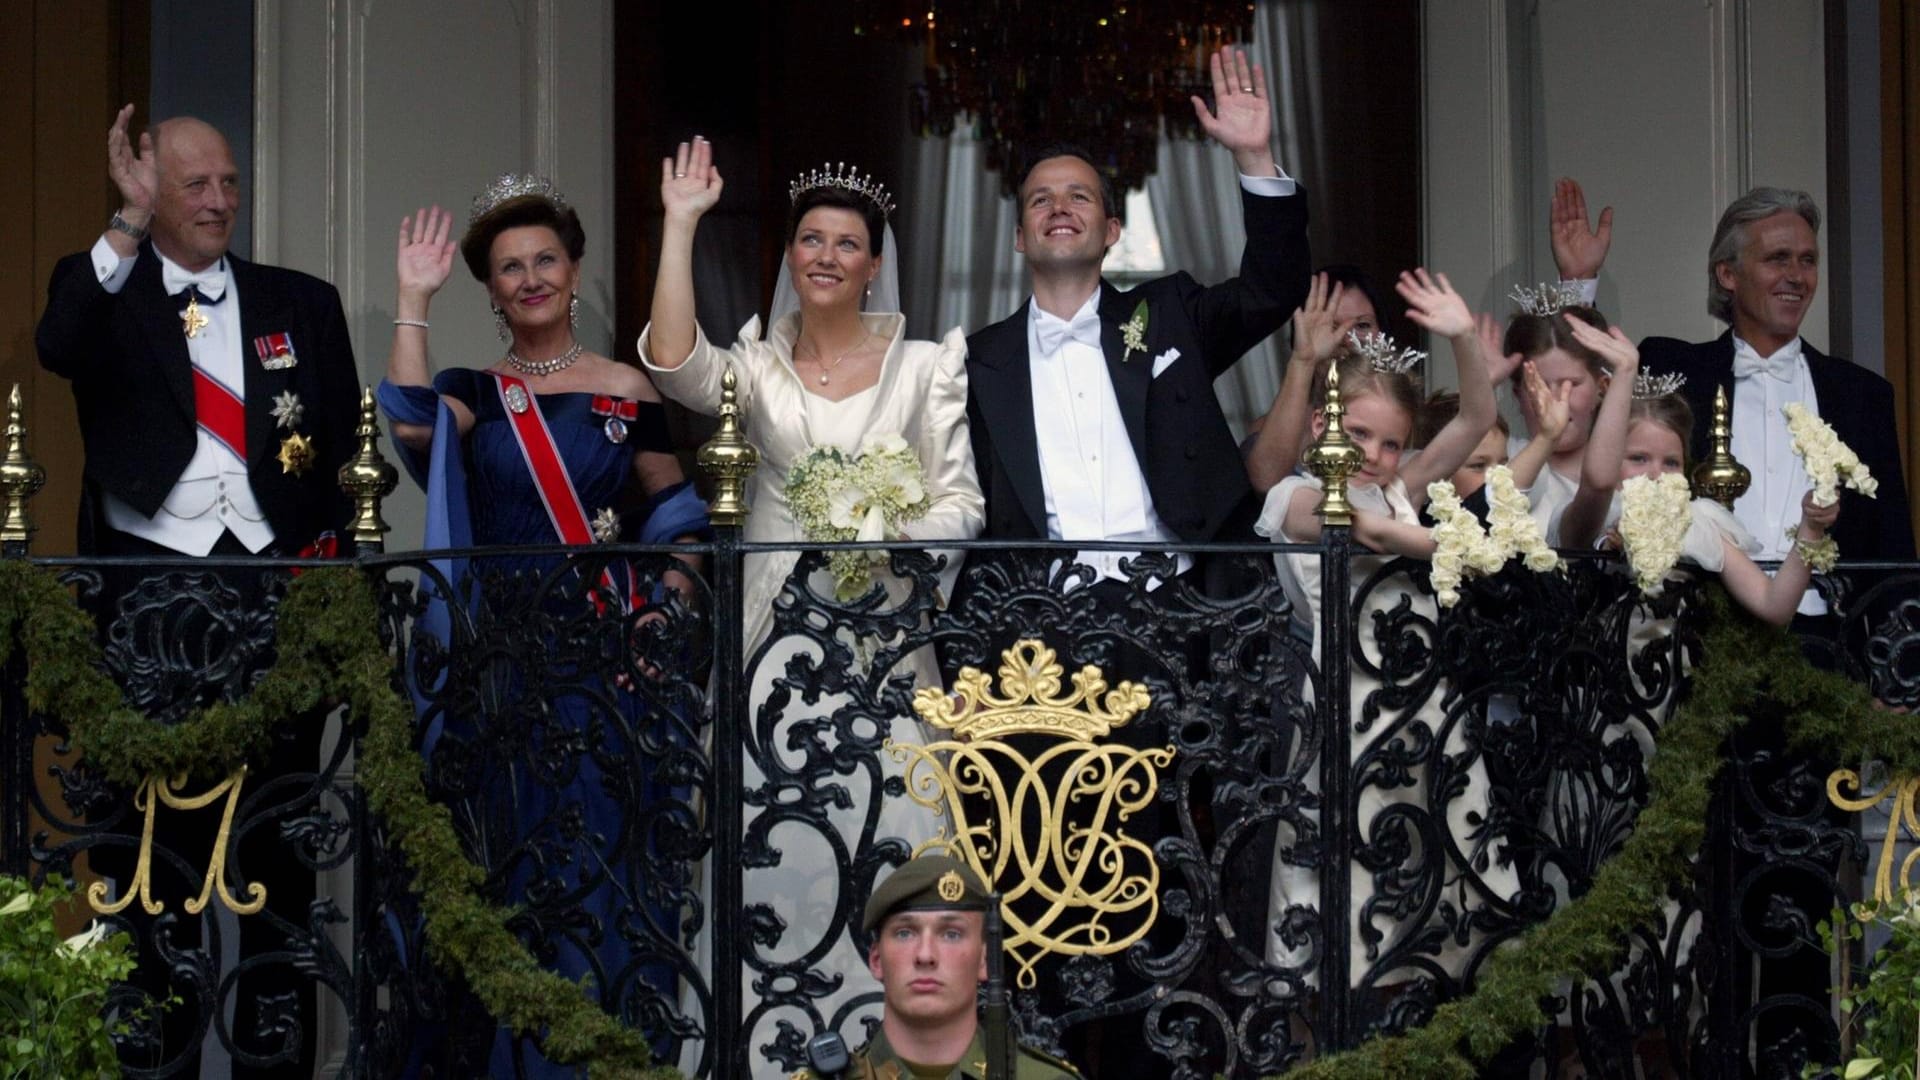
862;853;992;933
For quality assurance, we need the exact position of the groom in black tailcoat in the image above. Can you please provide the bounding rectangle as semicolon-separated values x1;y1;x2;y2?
958;47;1310;1074
964;48;1309;552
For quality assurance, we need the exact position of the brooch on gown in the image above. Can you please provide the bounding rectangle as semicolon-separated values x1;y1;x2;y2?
503;383;530;414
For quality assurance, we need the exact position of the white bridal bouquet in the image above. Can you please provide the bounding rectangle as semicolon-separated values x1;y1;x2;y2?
1425;465;1556;608
1618;472;1692;594
785;433;932;600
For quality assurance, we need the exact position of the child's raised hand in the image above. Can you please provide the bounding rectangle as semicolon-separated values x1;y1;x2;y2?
1478;312;1523;385
1396;269;1474;339
1523;360;1572;442
1564;317;1639;378
1798;490;1840;537
1289;272;1353;367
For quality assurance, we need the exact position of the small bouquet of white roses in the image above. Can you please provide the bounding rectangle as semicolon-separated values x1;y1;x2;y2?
785;433;931;600
1617;472;1693;594
1785;402;1878;508
1425;465;1556;608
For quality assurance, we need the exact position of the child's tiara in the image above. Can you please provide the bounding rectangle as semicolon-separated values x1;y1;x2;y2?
1508;281;1586;318
1634;370;1687;399
1346;330;1426;375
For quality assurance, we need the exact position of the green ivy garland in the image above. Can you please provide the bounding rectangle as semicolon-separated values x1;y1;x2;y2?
3;556;1905;1079
0;561;679;1080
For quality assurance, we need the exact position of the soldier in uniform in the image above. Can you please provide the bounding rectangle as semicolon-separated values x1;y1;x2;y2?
795;853;1082;1079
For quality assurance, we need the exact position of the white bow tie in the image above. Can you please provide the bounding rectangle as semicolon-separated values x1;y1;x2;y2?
163;258;228;302
1731;341;1798;382
1033;307;1102;357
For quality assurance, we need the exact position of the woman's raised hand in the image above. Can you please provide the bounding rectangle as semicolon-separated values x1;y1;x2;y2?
1396;269;1473;339
662;137;723;221
1288;272;1353;367
397;206;456;300
1565;317;1640;378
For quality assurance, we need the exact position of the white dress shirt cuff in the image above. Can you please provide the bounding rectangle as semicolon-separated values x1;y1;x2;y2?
1239;170;1297;198
90;236;137;294
1557;277;1600;306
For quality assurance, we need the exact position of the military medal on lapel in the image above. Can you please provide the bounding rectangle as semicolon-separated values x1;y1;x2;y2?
277;431;315;475
181;293;210;339
253;332;299;371
503;383;531;414
591;394;638;444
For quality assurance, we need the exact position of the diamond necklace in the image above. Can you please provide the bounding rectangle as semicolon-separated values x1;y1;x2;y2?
505;341;584;377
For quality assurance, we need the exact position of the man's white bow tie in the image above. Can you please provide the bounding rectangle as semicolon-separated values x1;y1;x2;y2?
164;258;228;302
1731;343;1796;382
1034;308;1102;356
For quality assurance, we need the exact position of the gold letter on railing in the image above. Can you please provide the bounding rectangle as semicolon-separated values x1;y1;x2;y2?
1827;767;1920;914
87;767;267;917
890;640;1173;989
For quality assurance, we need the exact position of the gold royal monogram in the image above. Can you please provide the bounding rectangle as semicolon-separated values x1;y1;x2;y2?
890;640;1173;989
87;766;266;918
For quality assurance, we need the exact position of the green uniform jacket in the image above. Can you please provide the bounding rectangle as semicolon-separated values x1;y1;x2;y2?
792;1027;1081;1079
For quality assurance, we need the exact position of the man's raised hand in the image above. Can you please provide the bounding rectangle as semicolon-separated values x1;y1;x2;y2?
1191;48;1277;178
1551;177;1613;281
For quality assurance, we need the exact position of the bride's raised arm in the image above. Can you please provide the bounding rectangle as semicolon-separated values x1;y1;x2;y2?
646;136;722;372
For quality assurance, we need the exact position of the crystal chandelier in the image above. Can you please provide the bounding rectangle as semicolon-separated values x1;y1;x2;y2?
856;2;1255;195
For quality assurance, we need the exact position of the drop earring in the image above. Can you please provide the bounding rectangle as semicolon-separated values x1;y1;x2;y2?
569;294;580;329
491;305;508;343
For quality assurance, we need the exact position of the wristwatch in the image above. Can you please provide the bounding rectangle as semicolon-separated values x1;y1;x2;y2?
108;211;149;242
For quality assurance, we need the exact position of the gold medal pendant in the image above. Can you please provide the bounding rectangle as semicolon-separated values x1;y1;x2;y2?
277;432;315;475
181;293;209;339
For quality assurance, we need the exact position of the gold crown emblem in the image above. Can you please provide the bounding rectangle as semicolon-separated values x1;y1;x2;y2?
1508;281;1586;318
1346;330;1425;376
936;870;966;902
1634;369;1687;399
789;161;896;218
470;174;568;224
912;640;1150;741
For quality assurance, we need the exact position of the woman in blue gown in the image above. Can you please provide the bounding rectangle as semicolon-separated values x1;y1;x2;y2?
377;178;709;1077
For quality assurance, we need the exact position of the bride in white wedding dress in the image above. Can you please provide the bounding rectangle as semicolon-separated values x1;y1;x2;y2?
641;136;984;1077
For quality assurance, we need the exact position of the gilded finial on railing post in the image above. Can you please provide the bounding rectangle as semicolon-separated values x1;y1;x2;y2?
1690;384;1750;511
1305;364;1363;526
697;366;759;528
338;386;398;554
0;385;46;556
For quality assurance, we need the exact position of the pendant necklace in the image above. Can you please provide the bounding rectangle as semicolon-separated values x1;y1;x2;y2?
801;332;871;386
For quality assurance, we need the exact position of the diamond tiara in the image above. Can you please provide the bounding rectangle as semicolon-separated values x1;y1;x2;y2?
1634;370;1687;400
1347;330;1426;375
789;161;896;219
470;175;569;224
1508;281;1587;318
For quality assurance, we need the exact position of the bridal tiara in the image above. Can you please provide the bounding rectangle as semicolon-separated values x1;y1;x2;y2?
470;174;569;223
1347;330;1426;375
789;161;896;218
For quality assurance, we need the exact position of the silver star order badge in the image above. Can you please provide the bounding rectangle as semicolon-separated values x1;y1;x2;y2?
590;506;620;543
271;390;305;430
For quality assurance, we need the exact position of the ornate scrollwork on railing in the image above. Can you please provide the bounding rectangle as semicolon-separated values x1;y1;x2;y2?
891;639;1174;989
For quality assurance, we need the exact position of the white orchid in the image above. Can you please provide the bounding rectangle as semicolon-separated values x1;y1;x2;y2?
787;434;933;600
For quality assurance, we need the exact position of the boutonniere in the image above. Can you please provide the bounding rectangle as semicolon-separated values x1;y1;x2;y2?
1120;300;1148;361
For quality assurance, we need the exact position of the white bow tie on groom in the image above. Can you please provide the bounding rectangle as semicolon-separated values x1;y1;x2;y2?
1033;306;1102;357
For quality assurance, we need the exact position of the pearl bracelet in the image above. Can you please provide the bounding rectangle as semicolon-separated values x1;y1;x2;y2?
393;319;430;329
